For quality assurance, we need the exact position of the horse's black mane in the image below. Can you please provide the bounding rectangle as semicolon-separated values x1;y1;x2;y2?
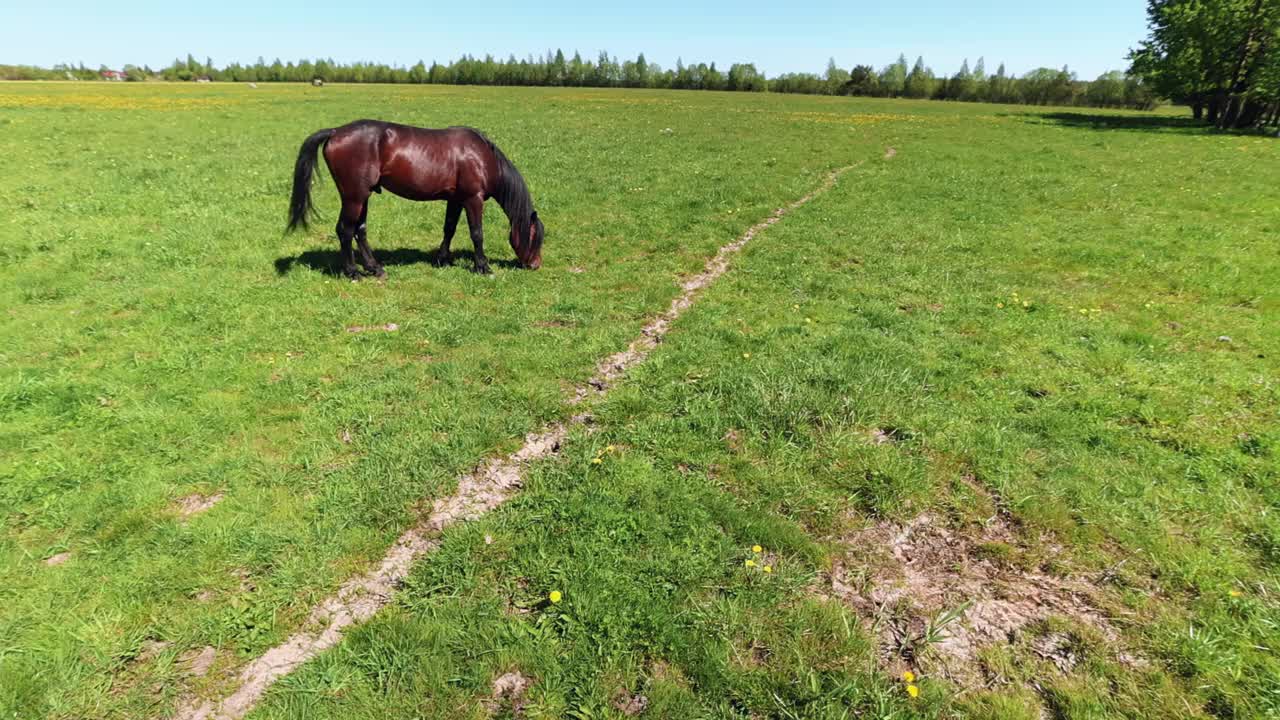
463;128;533;234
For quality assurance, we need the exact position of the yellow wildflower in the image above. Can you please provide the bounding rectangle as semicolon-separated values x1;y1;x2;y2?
1229;589;1243;598
549;590;562;603
996;302;1005;309
744;559;756;568
902;670;915;683
743;353;751;359
906;684;919;698
1022;300;1031;308
605;445;616;453
591;457;603;465
752;545;763;553
763;565;773;573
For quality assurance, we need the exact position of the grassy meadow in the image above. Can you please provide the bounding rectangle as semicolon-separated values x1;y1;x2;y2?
0;82;1277;719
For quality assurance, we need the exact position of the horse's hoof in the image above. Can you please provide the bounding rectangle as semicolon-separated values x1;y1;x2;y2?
373;268;387;279
433;255;451;268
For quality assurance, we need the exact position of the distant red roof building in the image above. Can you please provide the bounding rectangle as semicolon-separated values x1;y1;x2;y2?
101;70;126;81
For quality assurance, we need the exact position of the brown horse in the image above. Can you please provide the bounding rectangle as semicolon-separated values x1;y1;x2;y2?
286;120;543;278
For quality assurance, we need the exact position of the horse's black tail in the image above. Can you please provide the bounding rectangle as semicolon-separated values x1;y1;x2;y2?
286;128;335;232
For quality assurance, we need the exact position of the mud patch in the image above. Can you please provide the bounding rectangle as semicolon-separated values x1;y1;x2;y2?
136;639;173;664
612;688;649;716
534;319;573;329
181;646;218;678
484;671;532;717
867;427;909;445
176;492;224;518
44;551;72;566
345;323;399;333
828;510;1134;685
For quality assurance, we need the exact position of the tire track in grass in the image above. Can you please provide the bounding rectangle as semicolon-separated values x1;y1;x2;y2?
176;161;862;720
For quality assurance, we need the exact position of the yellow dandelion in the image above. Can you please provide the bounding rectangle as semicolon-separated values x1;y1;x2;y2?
1022;300;1031;308
763;565;773;573
744;559;756;568
605;444;616;453
591;457;603;465
996;302;1005;309
752;545;763;553
1229;589;1243;598
549;590;563;604
805;317;813;324
743;353;751;359
902;670;915;683
906;684;919;698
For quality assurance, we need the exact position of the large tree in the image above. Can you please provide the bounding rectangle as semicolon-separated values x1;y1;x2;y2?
1130;0;1279;127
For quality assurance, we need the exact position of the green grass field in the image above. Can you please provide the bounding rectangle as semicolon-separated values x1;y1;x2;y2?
1;82;1277;719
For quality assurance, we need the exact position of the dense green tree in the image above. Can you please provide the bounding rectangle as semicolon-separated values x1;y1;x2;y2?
904;56;934;98
824;58;849;94
844;64;878;95
879;53;909;96
948;58;975;100
1087;70;1127;106
1130;0;1280;126
969;57;987;101
727;62;766;91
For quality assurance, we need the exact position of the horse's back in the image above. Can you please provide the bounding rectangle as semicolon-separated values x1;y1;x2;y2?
326;121;495;202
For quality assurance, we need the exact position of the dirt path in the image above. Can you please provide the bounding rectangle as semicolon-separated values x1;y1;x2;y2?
175;162;861;720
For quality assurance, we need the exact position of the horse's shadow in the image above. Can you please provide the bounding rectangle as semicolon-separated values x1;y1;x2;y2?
274;247;520;277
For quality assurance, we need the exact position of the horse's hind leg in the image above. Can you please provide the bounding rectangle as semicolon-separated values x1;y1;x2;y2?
335;197;366;280
462;195;490;274
434;200;462;267
354;202;385;279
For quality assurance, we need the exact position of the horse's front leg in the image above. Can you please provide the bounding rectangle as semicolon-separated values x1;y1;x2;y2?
435;200;462;267
463;195;490;274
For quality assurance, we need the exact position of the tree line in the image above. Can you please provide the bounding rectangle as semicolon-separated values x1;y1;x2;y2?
1;52;1159;110
775;56;1157;108
1130;0;1280;128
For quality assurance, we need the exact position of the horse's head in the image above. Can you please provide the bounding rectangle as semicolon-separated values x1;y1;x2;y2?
510;211;544;270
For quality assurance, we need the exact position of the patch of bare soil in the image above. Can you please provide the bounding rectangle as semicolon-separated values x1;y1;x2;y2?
176;492;224;518
484;671;532;717
612;688;649;716
345;322;399;333
44;551;72;566
181;646;218;678
827;510;1136;686
884;147;898;159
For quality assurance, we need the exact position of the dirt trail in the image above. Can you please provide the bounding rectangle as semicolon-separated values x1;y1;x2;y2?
175;163;859;720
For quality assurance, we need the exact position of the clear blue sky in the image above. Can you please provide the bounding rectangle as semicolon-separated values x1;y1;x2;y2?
4;1;1147;79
